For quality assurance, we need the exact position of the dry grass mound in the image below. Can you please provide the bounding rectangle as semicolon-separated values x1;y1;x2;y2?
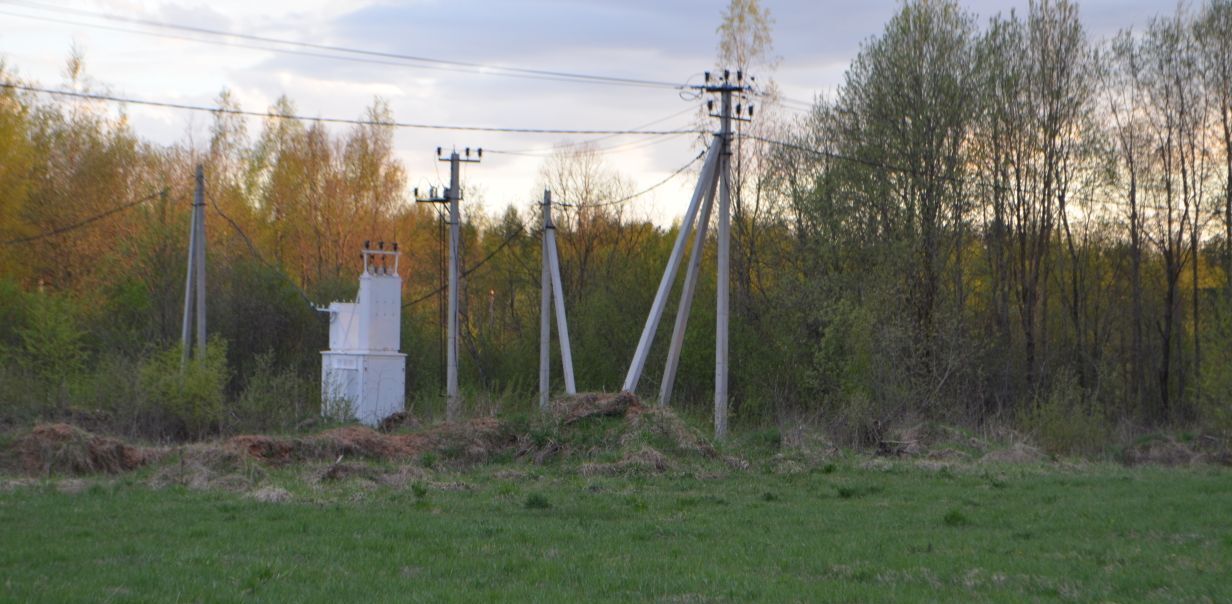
548;392;642;425
980;442;1046;464
15;423;154;476
619;407;717;460
1121;437;1199;467
579;446;673;477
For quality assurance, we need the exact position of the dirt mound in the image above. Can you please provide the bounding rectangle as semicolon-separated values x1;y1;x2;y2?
980;442;1046;464
1121;437;1199;467
579;446;672;477
378;411;422;433
15;423;153;476
549;392;642;425
148;445;265;491
619;407;717;459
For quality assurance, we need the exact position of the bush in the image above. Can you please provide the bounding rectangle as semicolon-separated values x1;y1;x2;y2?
231;352;317;434
139;339;229;440
1022;370;1109;456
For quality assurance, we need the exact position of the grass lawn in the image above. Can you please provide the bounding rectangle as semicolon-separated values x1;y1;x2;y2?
1;460;1229;602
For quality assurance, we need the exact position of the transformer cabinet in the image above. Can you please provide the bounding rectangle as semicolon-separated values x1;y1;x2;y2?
320;244;406;426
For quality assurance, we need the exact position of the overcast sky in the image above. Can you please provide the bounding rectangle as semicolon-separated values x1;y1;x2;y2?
0;0;1180;223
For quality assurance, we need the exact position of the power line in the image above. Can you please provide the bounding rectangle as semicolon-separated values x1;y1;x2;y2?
403;226;526;308
0;82;703;136
590;150;707;207
0;189;164;245
0;0;683;90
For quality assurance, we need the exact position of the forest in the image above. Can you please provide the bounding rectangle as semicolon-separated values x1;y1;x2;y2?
1;0;1231;455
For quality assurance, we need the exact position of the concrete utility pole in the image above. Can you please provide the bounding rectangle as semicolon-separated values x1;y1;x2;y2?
539;190;578;409
539;192;552;410
416;147;481;421
713;75;736;440
180;164;207;370
622;70;751;439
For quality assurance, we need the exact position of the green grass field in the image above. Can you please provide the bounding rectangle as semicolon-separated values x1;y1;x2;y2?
2;459;1229;602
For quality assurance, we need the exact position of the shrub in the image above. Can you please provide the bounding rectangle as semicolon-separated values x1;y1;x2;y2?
139;338;229;440
232;352;316;433
1022;370;1109;456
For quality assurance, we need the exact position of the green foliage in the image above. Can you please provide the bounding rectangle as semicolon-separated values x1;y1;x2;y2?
1022;370;1110;456
232;352;316;434
139;339;229;439
522;492;551;510
943;508;969;527
16;295;86;385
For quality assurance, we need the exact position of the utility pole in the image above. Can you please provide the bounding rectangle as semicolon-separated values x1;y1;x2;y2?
713;73;738;440
180;164;207;370
539;192;552;410
539;189;576;411
622;70;751;439
416;147;481;421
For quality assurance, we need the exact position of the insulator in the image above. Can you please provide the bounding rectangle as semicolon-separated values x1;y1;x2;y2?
392;242;399;251
749;105;755;118
413;187;419;197
736;104;741;115
704;71;710;83
477;148;483;158
724;69;730;81
363;240;370;249
737;70;743;81
436;146;442;156
465;147;471;157
707;100;714;112
378;241;385;250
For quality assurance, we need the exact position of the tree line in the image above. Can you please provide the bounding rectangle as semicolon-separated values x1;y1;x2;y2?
0;0;1229;450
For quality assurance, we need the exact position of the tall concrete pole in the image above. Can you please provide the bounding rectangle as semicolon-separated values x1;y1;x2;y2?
714;87;733;439
539;191;552;411
193;164;207;361
446;152;461;421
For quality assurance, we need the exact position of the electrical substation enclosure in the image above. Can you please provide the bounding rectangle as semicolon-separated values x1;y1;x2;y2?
320;247;406;426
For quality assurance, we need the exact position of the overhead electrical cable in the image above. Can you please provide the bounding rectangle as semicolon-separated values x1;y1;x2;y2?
588;149;706;208
0;0;683;90
0;189;165;245
403;226;526;308
0;82;703;136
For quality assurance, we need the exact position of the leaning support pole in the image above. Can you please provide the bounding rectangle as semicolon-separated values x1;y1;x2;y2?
546;208;576;395
622;138;721;393
659;173;719;406
179;168;199;370
539;192;552;410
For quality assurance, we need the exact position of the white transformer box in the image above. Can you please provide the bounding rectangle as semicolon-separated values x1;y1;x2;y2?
320;244;406;426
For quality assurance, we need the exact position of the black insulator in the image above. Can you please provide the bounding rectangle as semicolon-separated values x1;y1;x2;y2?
363;240;370;249
477;148;483;158
436;146;442;156
393;242;399;251
707;100;714;112
704;71;710;83
737;70;743;80
736;104;742;115
465;147;471;157
749;105;755;118
378;241;385;250
724;69;730;81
